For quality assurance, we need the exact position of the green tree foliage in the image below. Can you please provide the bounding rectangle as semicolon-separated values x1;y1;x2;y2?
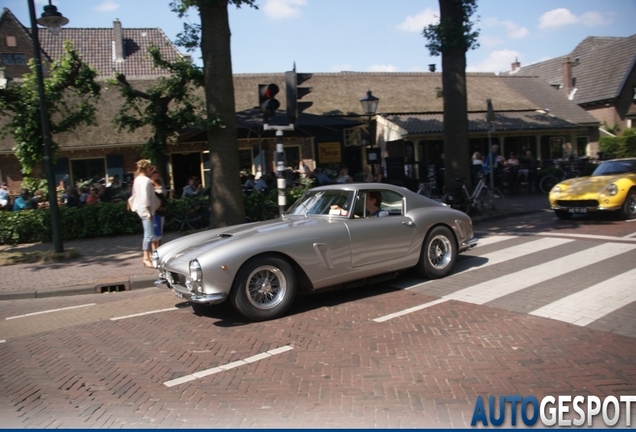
0;41;100;175
111;45;212;181
599;128;636;159
171;0;257;228
423;0;479;192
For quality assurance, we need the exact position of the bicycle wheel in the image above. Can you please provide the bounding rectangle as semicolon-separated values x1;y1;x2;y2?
539;175;559;194
478;187;505;216
183;200;210;230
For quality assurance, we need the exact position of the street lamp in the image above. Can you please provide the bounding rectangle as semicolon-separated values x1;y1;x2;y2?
360;90;380;170
28;0;68;253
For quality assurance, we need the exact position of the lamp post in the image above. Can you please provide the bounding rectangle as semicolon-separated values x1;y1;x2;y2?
359;90;380;171
27;0;68;253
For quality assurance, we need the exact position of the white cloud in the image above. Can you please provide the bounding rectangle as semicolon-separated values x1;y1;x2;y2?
263;0;307;19
397;8;438;32
94;0;120;12
367;64;398;72
467;49;520;73
480;35;503;49
538;8;611;29
483;18;528;39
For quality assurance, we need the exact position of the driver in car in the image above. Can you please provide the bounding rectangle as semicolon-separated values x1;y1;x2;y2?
366;191;388;217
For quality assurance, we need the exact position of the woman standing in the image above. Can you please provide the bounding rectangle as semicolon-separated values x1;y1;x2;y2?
128;159;160;268
149;166;167;251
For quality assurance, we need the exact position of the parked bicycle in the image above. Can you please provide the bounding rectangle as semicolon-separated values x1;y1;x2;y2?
440;172;505;216
177;198;211;231
539;162;580;194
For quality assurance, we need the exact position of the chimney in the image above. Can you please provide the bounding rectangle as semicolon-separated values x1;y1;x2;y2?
113;19;124;62
562;56;573;95
428;64;436;72
511;57;520;72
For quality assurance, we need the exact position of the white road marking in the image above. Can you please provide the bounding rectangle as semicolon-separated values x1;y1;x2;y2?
530;267;636;326
473;235;517;247
373;298;449;322
477;230;636;243
623;231;636;238
163;345;294;387
444;243;636;305
0;340;5;344
5;303;96;320
110;307;179;321
395;237;573;291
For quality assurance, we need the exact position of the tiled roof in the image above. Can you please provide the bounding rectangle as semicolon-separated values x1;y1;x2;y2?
383;111;581;136
499;76;599;125
503;34;636;105
37;25;184;78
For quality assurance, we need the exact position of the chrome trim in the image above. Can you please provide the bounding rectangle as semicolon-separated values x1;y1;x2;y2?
459;238;478;253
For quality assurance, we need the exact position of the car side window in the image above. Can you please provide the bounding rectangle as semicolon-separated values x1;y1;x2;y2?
380;191;404;216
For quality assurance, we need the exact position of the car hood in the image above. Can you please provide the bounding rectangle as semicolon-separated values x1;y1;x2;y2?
157;216;337;272
560;174;623;194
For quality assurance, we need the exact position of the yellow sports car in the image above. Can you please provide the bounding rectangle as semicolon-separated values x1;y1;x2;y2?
549;158;636;220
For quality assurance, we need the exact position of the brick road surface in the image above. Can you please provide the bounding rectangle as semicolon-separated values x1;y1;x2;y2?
0;285;635;428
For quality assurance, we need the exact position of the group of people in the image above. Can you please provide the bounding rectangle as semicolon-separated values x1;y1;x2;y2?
473;144;538;190
8;188;48;211
127;160;167;268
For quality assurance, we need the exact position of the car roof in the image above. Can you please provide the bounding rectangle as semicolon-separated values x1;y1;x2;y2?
311;183;413;194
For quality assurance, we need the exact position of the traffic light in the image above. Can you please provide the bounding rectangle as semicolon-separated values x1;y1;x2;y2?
259;83;280;121
286;65;312;125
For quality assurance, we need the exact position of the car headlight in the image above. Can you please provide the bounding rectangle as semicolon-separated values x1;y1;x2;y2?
152;250;160;268
189;259;202;282
551;185;561;196
601;184;618;196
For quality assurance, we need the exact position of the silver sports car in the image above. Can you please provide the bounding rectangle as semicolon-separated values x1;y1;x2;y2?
153;183;477;321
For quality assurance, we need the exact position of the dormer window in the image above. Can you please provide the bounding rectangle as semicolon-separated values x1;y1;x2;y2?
6;36;17;47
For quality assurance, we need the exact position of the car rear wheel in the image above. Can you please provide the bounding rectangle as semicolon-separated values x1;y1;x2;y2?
619;188;636;220
416;226;456;279
555;210;572;220
230;255;297;322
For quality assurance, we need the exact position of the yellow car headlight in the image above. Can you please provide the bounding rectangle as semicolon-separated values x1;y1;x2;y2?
601;184;618;196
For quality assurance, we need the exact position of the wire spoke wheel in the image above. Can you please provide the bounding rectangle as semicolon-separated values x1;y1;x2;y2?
246;265;287;309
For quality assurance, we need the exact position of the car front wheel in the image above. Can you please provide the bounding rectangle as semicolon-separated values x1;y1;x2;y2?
230;255;297;322
416;226;456;279
619;188;636;220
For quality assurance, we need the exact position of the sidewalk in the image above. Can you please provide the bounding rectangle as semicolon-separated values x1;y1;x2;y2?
0;193;550;300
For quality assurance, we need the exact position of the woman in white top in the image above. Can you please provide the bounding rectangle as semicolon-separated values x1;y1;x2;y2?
128;159;160;268
472;152;483;166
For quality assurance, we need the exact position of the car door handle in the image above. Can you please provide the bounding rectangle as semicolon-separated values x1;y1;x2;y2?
402;220;414;226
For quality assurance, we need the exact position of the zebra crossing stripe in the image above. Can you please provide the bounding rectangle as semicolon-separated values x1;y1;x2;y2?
473;235;517;247
398;237;573;291
444;242;636;305
529;267;636;326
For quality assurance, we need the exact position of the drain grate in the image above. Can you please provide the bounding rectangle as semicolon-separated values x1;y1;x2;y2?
96;281;130;293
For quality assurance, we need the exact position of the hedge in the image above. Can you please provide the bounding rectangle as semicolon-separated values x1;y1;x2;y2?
0;186;309;245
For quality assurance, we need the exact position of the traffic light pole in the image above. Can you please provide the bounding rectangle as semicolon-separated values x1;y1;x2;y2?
264;124;294;217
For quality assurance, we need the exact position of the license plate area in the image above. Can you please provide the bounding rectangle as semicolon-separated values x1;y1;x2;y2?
173;290;185;299
568;207;588;214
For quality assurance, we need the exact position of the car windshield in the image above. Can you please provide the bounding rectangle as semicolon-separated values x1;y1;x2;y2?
286;189;355;217
592;160;636;176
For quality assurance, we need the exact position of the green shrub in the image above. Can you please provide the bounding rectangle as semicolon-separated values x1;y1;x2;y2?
0;185;312;245
599;128;636;159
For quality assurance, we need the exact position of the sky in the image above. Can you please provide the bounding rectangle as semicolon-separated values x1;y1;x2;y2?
4;0;636;75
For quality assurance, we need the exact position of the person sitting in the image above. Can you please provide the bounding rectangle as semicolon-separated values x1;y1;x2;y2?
0;182;9;209
335;167;352;183
78;186;89;204
64;186;80;207
315;168;331;185
98;184;111;202
243;174;256;193
13;189;31;211
29;190;48;209
86;186;101;205
366;191;388;217
182;177;203;199
255;174;270;192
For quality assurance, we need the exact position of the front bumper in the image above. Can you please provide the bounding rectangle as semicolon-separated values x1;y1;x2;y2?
155;277;227;305
459;237;478;253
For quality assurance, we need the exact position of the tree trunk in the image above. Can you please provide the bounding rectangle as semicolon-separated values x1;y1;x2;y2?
440;0;472;196
198;1;245;227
